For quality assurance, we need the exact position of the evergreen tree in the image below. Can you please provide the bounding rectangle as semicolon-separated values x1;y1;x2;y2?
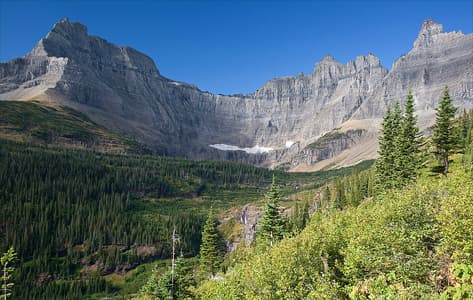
1;247;17;300
290;200;310;233
140;265;160;298
301;200;310;229
375;105;395;191
199;209;225;277
322;185;331;210
395;89;421;184
291;202;301;232
257;175;285;247
376;95;421;191
433;86;457;175
391;101;404;187
141;256;195;299
457;109;473;150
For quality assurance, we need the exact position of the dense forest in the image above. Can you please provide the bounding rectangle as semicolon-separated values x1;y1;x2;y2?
2;88;472;299
135;88;473;299
0;121;370;299
0;139;269;299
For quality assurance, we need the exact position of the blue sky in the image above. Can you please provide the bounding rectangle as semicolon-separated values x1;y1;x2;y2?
1;0;472;95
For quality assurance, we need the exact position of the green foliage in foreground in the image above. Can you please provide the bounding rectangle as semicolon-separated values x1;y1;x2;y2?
199;209;226;277
195;158;473;299
0;137;371;299
140;256;196;300
433;87;457;175
375;90;422;192
257;176;286;248
1;247;17;299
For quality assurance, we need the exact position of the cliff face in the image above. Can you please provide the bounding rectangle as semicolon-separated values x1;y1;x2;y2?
355;20;473;128
1;19;472;169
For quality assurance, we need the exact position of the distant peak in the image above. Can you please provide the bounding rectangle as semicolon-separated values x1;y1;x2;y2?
27;19;90;58
354;53;381;68
420;19;443;35
414;19;444;49
313;54;341;74
50;18;88;37
58;17;70;24
315;54;339;66
322;54;336;62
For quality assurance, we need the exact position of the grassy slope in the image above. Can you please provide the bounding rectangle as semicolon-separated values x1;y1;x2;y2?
0;100;145;153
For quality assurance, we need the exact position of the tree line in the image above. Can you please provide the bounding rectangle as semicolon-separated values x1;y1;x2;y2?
0;139;278;299
190;86;473;299
143;85;473;299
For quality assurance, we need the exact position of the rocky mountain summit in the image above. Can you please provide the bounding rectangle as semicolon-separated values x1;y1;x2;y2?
1;18;472;170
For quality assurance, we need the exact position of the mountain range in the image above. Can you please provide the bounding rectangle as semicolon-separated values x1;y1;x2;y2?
1;18;472;170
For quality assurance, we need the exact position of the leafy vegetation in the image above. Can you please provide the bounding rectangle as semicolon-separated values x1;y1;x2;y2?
4;92;470;299
140;257;196;299
0;133;370;299
1;247;17;299
193;91;473;299
195;152;473;299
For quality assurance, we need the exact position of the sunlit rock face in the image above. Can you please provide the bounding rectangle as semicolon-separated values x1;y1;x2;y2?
1;19;472;169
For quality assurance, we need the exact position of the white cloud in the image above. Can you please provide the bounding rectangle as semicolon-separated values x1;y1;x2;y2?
285;141;295;148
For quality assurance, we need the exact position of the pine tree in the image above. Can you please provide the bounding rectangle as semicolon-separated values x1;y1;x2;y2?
291;202;301;232
290;200;310;233
391;101;404;187
140;265;160;298
376;95;422;191
396;89;421;184
375;105;395;191
141;255;195;299
433;86;457;175
458;109;473;149
301;200;310;229
257;175;285;247
199;209;225;277
321;185;331;210
1;247;17;300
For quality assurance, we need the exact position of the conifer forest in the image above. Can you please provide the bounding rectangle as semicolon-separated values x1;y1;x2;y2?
1;86;473;299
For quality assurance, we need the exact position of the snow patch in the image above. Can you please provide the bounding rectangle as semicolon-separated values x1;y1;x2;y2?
285;141;295;148
209;144;273;154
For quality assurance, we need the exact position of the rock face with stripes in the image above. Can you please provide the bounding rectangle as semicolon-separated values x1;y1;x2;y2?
1;18;472;170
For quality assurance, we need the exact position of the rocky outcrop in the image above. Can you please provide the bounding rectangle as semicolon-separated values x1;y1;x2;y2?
291;129;366;166
1;19;472;169
236;204;262;246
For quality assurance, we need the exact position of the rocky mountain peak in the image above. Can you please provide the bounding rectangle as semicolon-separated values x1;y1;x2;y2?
313;54;341;74
420;19;443;35
354;54;381;69
413;19;466;51
1;19;472;171
50;18;88;38
414;19;449;49
27;18;90;59
321;54;336;62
